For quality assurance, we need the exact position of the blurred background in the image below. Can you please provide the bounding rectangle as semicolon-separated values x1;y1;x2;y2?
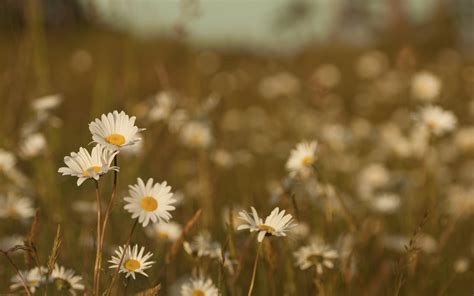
0;0;473;295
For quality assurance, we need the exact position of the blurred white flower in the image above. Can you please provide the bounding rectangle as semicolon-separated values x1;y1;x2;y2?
10;266;48;294
0;235;24;250
20;133;47;159
180;277;219;296
286;140;317;178
148;91;176;122
446;186;474;219
454;257;470;273
0;193;35;220
0;149;16;171
293;242;338;274
416;105;457;136
369;193;401;214
31;94;62;113
146;221;182;242
51;264;85;294
312;64;341;89
411;71;442;102
180;121;213;149
355;50;388;79
258;72;300;99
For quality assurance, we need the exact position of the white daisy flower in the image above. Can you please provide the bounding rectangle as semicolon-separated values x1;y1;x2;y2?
180;277;219;296
417;105;457;136
10;266;48;294
411;71;441;102
293;242;338;274
286;141;317;178
237;207;296;242
370;193;401;214
51;264;85;295
0;148;16;171
148;91;176;122
58;144;118;186
124;178;176;227
0;193;35;220
183;231;221;258
146;221;182;242
20;133;47;159
180;121;213;149
89;110;144;151
31;94;62;113
108;244;155;279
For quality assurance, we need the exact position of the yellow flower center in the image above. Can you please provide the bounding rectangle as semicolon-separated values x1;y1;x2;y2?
158;232;169;240
83;166;101;177
192;290;205;296
302;155;314;166
307;254;323;264
140;196;158;212
257;224;275;233
7;207;17;217
124;259;141;271
106;133;126;146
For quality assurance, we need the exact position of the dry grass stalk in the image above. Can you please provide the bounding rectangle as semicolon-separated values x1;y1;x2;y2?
46;224;62;274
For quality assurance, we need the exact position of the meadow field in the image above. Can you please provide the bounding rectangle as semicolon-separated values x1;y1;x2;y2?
0;1;473;295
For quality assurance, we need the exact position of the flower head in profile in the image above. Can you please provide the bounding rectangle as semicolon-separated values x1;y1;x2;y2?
238;207;296;242
294;242;338;274
0;193;35;220
58;144;118;186
146;221;182;242
416;105;457;136
124;178;176;227
51;264;85;295
89;110;144;151
180;277;219;296
108;244;155;279
286;141;317;178
10;267;48;293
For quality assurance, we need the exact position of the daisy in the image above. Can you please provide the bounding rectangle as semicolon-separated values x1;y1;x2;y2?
146;221;182;242
31;94;62;113
0;148;16;172
10;266;48;294
183;231;221;258
89;110;144;151
51;264;85;295
180;121;213;149
237;207;296;242
416;105;457;136
411;71;441;102
180;277;219;296
124;178;176;227
108;244;155;279
370;193;401;214
286;141;317;178
293;242;338;274
58;144;118;186
20;133;47;159
0;193;35;220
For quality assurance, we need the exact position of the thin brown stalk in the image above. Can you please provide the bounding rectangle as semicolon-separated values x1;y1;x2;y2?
46;224;62;274
394;209;430;296
93;180;102;296
100;155;118;258
247;242;262;296
1;250;32;296
98;156;119;281
105;219;138;296
134;284;161;296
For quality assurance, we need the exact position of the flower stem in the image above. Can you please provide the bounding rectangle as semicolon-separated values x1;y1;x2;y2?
248;242;262;296
93;180;102;296
105;219;138;296
1;251;32;296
